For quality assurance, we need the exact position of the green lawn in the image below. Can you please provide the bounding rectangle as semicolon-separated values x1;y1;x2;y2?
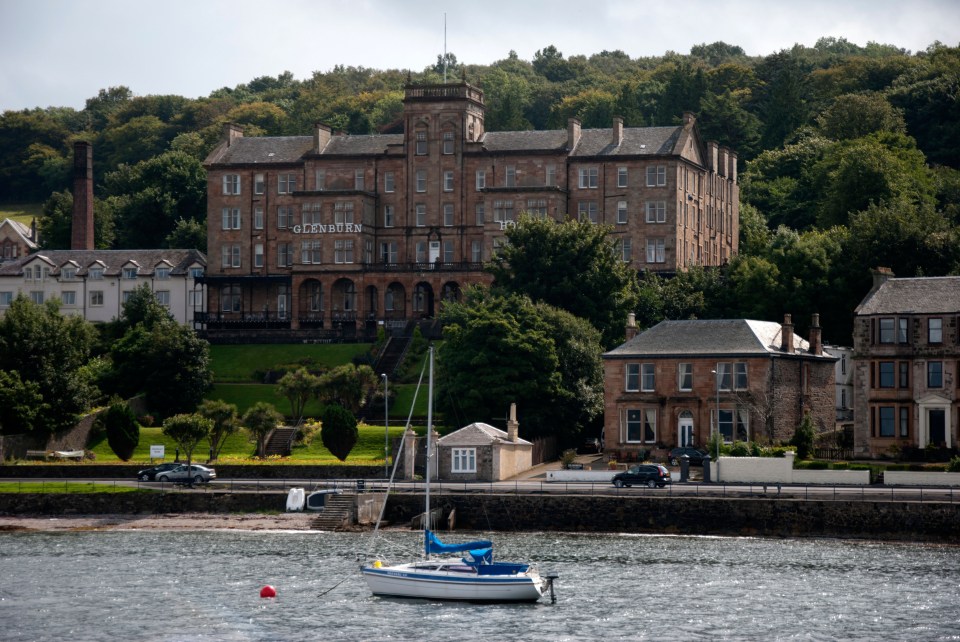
208;382;429;421
88;424;423;465
209;343;372;382
0;481;144;494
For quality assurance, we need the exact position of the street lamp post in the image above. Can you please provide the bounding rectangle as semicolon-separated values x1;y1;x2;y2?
711;368;721;481
382;373;389;479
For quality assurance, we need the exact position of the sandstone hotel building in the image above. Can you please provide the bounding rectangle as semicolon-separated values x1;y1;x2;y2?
202;81;739;339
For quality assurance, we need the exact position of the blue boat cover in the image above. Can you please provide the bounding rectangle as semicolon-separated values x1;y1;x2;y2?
425;529;493;561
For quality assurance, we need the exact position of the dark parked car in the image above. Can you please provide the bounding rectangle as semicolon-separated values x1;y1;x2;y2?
579;437;602;454
137;463;182;482
668;447;709;467
611;464;671;488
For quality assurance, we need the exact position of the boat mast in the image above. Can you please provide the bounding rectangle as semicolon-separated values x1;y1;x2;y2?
424;345;433;559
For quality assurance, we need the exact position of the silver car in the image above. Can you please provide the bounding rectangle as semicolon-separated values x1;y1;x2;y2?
156;464;216;484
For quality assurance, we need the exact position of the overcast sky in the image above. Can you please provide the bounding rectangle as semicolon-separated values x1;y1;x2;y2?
1;0;957;113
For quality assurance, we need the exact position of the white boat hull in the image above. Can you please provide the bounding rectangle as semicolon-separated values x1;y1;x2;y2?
362;560;547;603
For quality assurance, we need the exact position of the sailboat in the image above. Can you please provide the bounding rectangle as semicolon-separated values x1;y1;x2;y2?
361;346;553;603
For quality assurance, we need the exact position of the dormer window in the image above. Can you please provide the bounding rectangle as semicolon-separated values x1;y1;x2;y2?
62;267;77;280
123;267;138;280
155;267;170;280
89;267;103;280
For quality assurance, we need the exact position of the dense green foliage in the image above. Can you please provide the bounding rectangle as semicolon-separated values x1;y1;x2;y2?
488;216;638;348
0;297;97;435
102;400;140;461
320;403;359;462
437;288;604;443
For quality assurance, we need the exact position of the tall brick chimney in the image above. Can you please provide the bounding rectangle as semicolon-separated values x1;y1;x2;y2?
612;116;623;146
567;118;581;151
625;312;638;342
71;141;94;251
809;313;822;356
781;313;794;353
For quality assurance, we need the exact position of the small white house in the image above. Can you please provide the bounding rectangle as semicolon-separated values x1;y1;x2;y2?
435;405;533;481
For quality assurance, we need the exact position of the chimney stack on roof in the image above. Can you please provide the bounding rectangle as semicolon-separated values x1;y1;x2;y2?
224;123;244;147
625;312;638;342
612;116;623;146
872;266;895;290
809;313;822;356
567;118;581;151
71;141;94;251
781;313;795;353
507;403;519;442
315;122;332;153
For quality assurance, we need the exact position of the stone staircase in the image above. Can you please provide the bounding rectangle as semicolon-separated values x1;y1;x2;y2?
310;493;356;530
263;426;297;457
373;335;411;378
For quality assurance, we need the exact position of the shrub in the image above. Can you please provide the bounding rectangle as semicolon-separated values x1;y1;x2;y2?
804;460;830;470
103;401;140;461
320;403;358;462
790;413;816;460
948;456;960;473
297;419;322;446
728;441;751;457
560;449;577;468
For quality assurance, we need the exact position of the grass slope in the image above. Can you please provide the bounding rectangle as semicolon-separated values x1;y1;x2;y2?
209;343;372;382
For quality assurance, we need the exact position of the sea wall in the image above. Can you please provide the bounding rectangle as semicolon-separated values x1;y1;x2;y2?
1;491;958;542
0;491;286;515
380;493;960;543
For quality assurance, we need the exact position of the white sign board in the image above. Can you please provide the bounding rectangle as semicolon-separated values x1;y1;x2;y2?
150;445;165;459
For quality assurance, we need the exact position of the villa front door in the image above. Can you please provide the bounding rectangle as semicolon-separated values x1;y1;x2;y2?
678;413;694;447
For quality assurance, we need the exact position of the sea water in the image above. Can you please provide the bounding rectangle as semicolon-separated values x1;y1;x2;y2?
1;529;958;641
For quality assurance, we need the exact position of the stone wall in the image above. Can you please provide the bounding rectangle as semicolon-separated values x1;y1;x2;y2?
382;493;960;543
2;491;958;542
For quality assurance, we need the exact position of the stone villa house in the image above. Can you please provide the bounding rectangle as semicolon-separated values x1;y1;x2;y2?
852;269;960;457
602;314;837;460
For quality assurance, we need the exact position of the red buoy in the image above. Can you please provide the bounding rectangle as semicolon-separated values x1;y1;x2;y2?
260;585;277;598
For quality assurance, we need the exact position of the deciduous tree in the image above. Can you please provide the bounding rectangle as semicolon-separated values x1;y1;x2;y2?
242;402;283;458
488;215;637;348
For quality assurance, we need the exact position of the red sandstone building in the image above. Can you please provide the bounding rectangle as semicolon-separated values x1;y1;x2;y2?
602;314;836;458
852;269;960;457
201;81;739;339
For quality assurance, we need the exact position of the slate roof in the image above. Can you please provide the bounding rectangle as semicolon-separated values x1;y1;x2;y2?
206;124;684;165
207;136;316;165
0;218;38;251
437;422;532;447
603;319;829;360
0;249;206;277
855;276;960;316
